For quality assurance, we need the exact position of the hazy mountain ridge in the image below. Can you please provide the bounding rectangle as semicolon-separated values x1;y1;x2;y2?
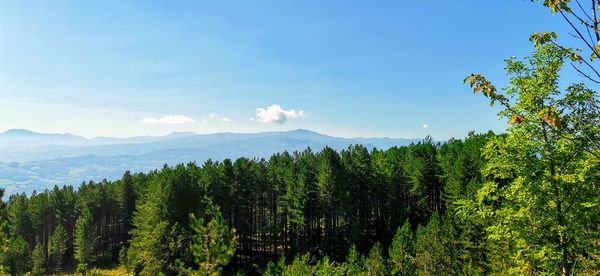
0;129;422;196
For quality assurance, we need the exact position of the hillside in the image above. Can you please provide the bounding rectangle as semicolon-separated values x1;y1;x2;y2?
0;129;421;196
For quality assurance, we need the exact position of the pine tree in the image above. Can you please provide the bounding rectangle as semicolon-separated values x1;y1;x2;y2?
127;178;169;275
405;139;443;223
281;254;314;276
8;194;33;245
0;189;8;274
4;236;31;275
363;243;387;276
342;245;363;275
31;242;46;276
49;223;68;272
389;220;415;275
414;214;450;275
315;256;342;275
438;133;492;273
182;207;237;275
121;171;136;242
75;207;96;273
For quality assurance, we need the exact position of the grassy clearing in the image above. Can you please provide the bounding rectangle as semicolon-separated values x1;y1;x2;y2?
49;266;127;276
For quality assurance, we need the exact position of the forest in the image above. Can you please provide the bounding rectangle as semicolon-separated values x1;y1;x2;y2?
0;132;491;275
1;1;600;275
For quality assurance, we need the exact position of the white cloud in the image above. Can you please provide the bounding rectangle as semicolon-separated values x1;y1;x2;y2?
253;104;307;124
422;124;429;129
209;113;232;123
141;115;195;125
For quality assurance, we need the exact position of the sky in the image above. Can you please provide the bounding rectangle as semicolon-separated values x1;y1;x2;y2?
0;0;581;139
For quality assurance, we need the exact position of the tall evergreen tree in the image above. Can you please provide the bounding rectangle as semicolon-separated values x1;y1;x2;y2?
181;207;237;275
121;171;136;243
414;214;451;275
405;139;443;223
75;207;96;273
127;175;169;275
8;194;33;245
4;236;31;275
388;220;415;275
0;189;8;274
49;223;68;272
363;243;387;276
31;242;46;276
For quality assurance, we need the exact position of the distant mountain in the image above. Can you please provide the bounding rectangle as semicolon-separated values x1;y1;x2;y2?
0;129;198;150
0;129;423;196
89;131;197;145
0;128;90;148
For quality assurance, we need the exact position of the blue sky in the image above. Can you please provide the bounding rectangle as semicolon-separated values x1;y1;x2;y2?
0;0;578;139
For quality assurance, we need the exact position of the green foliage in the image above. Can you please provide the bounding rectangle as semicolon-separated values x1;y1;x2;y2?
3;236;31;275
31;242;46;276
0;189;8;275
315;256;343;276
388;220;415;275
362;243;387;276
127;164;210;275
264;256;286;276
3;0;600;274
272;242;390;276
414;213;451;275
181;207;237;276
466;43;600;275
7;111;595;276
121;170;136;241
75;207;96;271
126;180;169;275
281;254;315;276
167;164;206;227
8;194;33;244
49;223;68;271
438;133;492;274
405;139;444;218
342;245;363;275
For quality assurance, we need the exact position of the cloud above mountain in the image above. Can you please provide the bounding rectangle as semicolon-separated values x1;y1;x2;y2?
141;115;195;125
208;113;232;123
252;104;306;124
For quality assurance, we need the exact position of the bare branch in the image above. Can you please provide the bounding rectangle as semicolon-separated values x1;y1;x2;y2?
575;0;593;21
567;7;595;29
570;63;600;83
550;40;600;81
592;0;600;42
559;9;600;57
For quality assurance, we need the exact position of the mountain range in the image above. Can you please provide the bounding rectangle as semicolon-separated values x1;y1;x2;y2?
0;129;422;196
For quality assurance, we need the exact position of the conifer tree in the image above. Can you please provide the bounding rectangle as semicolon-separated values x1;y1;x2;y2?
342;245;363;275
281;253;314;276
414;214;450;275
0;189;8;274
75;208;96;273
31;242;46;276
182;207;237;275
389;220;415;275
127;178;169;275
363;243;387;276
4;236;31;275
121;171;136;242
49;223;68;272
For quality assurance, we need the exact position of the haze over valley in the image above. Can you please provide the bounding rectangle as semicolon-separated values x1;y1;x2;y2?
0;128;421;196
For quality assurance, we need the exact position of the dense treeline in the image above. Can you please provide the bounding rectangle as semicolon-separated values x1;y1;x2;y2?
1;46;600;275
0;132;494;274
2;1;600;274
